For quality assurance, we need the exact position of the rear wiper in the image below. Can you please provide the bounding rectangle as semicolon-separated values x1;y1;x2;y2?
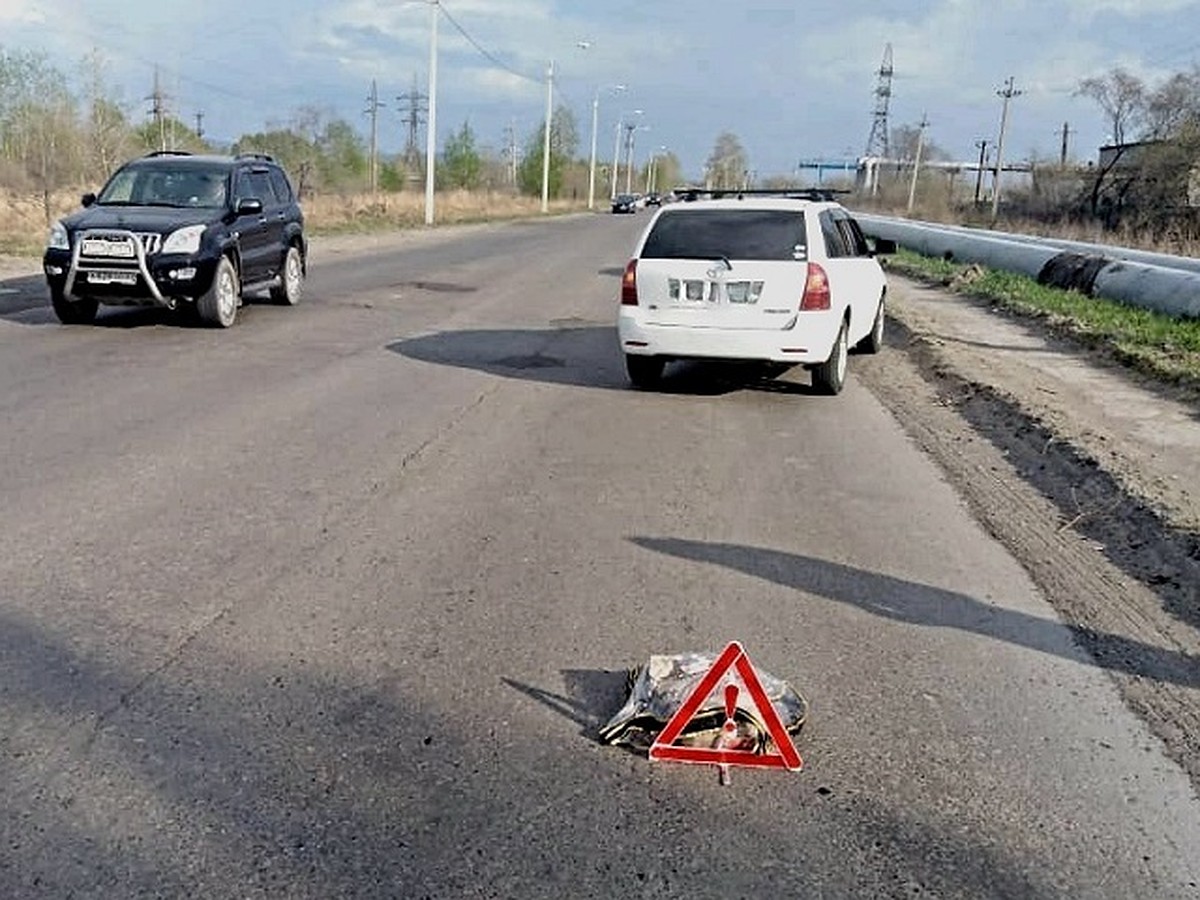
711;256;732;271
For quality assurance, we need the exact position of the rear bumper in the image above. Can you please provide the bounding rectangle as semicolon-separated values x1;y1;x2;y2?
618;309;841;365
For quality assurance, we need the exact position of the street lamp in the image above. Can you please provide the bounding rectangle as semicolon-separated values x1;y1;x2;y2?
588;84;625;209
625;122;649;195
612;109;642;200
424;0;440;225
540;58;554;213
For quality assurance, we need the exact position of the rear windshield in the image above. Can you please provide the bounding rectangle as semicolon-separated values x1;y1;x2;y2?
640;210;808;261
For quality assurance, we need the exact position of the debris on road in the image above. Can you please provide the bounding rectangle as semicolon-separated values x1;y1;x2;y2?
600;642;807;775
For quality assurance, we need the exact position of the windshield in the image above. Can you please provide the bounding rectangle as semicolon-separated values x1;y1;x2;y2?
97;164;230;209
641;209;808;262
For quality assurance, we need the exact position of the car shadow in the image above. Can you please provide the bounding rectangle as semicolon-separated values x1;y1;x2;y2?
388;326;818;396
0;270;50;321
630;536;1200;690
1;609;1055;897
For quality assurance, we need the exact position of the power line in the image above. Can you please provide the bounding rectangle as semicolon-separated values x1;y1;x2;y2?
438;2;541;85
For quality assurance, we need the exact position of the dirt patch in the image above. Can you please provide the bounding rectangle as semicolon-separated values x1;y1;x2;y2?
858;276;1200;793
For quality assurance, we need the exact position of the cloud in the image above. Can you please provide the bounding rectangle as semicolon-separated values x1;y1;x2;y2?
0;0;42;22
1060;0;1200;14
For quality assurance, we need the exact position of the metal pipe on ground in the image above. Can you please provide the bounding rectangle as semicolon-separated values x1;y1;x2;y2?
855;213;1200;320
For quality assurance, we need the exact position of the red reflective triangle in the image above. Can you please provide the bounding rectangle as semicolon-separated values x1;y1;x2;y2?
649;641;803;771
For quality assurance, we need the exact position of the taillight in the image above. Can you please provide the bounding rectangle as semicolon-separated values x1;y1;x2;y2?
799;262;831;311
620;259;639;306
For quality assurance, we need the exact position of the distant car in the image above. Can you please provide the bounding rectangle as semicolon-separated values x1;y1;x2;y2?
43;150;306;328
645;192;662;207
617;192;896;393
612;194;638;214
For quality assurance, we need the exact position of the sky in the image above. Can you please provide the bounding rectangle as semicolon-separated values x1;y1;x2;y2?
2;0;1199;181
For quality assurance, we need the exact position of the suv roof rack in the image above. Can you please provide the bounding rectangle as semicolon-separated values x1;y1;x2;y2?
675;187;852;203
234;152;276;163
143;150;194;158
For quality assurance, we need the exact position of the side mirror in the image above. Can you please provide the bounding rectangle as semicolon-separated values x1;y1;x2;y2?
81;192;97;208
872;238;898;256
236;198;264;216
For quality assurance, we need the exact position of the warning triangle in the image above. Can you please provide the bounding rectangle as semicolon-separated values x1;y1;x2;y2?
648;641;803;771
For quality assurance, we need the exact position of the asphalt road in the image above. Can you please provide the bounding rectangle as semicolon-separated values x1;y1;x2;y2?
1;214;1198;899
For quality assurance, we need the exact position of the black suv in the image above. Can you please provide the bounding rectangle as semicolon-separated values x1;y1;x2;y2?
43;151;306;328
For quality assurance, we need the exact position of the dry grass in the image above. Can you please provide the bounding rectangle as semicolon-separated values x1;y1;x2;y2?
0;190;83;255
302;189;585;234
0;187;588;257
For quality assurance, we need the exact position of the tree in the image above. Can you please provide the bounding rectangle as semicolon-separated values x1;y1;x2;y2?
892;123;950;162
79;49;132;179
441;120;483;190
233;128;318;197
1075;67;1146;146
319;118;368;190
1143;66;1200;140
517;105;578;197
705;132;748;189
0;48;82;221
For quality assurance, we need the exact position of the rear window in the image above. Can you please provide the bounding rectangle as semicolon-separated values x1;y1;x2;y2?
640;210;808;261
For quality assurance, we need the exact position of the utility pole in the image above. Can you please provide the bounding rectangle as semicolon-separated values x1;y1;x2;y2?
974;139;988;204
588;90;601;209
502;119;519;187
1060;121;1071;167
991;76;1022;223
541;59;554;213
611;119;624;200
364;79;384;195
424;0;439;225
194;110;205;141
906;113;929;215
146;67;168;152
624;123;644;194
397;74;428;175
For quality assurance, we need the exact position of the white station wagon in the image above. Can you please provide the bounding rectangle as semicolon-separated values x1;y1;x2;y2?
616;193;895;393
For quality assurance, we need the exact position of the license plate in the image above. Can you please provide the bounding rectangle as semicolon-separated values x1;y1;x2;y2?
725;281;765;304
81;238;135;258
87;271;138;285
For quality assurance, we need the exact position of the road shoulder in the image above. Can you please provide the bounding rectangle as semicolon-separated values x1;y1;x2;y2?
857;274;1200;792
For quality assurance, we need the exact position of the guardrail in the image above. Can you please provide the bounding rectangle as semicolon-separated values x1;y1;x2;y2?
855;213;1200;319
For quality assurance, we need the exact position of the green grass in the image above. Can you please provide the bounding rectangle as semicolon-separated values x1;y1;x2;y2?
886;249;1200;387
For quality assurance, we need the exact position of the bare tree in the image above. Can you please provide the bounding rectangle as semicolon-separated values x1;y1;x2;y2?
1143;66;1200;140
705;132;748;189
1075;67;1146;145
80;48;131;180
892;123;950;162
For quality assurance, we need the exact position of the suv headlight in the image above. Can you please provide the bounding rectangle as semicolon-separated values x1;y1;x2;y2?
161;224;207;255
47;221;69;251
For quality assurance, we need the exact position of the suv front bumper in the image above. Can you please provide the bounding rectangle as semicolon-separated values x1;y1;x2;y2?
44;230;220;308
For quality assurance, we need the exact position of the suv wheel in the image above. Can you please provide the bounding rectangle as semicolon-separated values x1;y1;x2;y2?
812;319;848;395
270;245;303;306
198;256;240;328
51;289;99;325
